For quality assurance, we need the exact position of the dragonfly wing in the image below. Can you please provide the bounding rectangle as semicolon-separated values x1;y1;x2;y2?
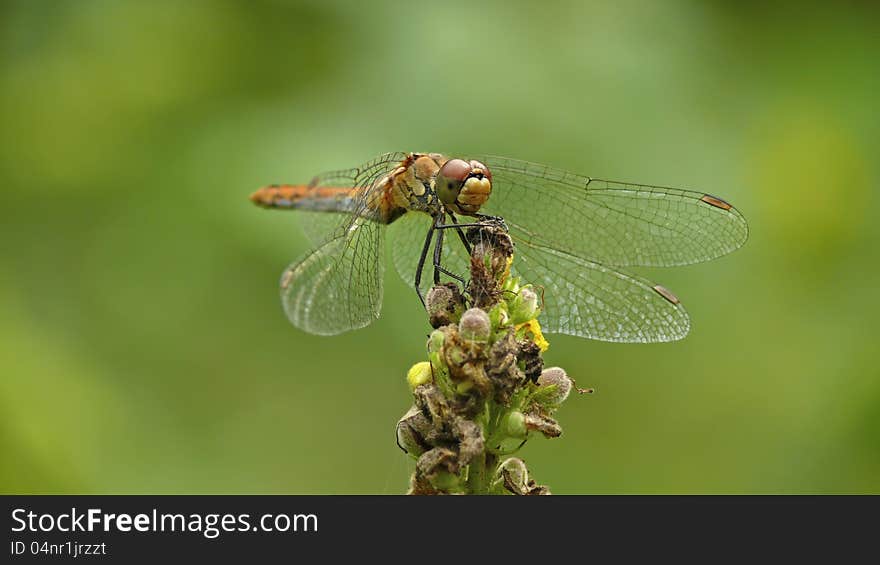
295;167;359;247
280;216;385;335
479;156;748;268
387;211;473;296
276;153;412;335
513;239;690;342
295;152;409;246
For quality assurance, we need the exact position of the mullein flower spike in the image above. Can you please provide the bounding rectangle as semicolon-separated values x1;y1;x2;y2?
400;223;575;494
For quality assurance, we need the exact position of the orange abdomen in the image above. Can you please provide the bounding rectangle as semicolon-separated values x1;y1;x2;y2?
250;184;359;212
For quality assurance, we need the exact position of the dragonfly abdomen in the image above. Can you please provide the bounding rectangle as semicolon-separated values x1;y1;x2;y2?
250;184;359;213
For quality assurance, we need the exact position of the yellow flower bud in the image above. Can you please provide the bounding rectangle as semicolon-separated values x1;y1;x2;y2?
406;361;433;389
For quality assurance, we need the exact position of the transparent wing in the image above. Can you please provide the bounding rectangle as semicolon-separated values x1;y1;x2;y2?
512;240;690;343
297;152;409;246
296;167;360;247
388;211;473;296
280;152;407;335
478;156;749;268
281;218;385;335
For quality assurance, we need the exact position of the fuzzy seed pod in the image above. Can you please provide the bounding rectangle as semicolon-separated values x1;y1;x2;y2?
536;366;573;405
459;308;491;343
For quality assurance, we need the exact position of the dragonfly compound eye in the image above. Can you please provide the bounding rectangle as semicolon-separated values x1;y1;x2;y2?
438;158;472;182
436;158;472;205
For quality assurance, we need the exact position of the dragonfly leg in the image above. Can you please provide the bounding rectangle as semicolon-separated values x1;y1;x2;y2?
433;221;498;230
434;219;506;235
414;218;437;307
435;264;466;285
446;212;472;255
432;216;445;285
431;213;468;287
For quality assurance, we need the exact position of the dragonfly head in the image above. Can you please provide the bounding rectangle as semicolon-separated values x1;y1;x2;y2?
435;158;493;214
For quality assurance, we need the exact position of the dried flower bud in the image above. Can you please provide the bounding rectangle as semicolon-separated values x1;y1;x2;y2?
459;308;491;343
396;406;430;456
425;283;465;328
406;361;433;389
443;336;467;370
535;366;573;405
498;457;530;495
452;417;484;466
416;447;461;492
524;412;562;438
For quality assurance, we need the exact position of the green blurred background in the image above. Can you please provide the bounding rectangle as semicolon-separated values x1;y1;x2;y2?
1;0;878;494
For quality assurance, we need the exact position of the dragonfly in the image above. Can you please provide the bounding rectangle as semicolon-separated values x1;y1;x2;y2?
250;152;748;342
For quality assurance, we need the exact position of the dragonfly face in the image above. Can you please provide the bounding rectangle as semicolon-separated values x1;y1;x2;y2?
434;158;493;215
251;152;749;342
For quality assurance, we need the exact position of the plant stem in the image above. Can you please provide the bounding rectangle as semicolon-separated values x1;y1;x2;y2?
467;452;487;494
